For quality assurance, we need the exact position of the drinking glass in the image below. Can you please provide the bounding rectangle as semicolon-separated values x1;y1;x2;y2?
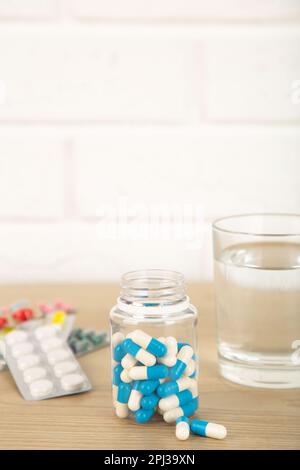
213;213;300;388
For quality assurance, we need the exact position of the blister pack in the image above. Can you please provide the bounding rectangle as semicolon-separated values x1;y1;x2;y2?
2;324;92;400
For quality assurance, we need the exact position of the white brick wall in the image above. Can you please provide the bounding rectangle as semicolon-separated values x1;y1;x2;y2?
0;3;299;282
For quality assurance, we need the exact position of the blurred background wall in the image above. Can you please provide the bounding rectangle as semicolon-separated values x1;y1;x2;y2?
0;0;299;282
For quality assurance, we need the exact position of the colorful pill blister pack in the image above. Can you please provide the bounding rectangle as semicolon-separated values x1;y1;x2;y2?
2;325;92;400
68;328;109;357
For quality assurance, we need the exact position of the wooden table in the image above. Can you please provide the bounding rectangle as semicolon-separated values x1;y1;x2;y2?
0;283;299;450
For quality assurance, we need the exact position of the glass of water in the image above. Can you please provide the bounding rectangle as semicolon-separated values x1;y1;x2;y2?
213;213;300;389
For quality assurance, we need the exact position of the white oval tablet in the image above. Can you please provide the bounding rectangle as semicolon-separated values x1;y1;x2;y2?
41;337;63;353
23;366;47;384
35;325;59;341
47;348;71;365
11;341;34;359
61;373;85;392
17;354;40;371
30;379;53;398
53;360;77;378
6;330;28;346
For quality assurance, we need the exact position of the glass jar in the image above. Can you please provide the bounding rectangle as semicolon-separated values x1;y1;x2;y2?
109;269;198;423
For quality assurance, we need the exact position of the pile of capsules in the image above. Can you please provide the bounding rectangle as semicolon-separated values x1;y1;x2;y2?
112;330;227;441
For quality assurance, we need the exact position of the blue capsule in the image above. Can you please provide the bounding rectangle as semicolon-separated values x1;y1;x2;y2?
117;382;131;404
113;342;126;362
146;337;167;358
181;398;198;417
135;408;155;423
141;393;159;410
113;364;123;385
122;338;140;357
147;365;168;380
157;380;179;398
138;379;160;396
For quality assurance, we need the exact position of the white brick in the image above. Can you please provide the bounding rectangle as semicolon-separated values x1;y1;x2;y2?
0;136;64;218
0;222;210;282
205;31;300;121
0;0;58;19
73;0;300;21
0;29;201;122
74;127;300;219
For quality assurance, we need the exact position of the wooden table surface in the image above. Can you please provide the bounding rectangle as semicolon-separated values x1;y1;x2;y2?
0;283;299;450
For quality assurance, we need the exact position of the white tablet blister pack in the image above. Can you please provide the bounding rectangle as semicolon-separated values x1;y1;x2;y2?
3;325;92;400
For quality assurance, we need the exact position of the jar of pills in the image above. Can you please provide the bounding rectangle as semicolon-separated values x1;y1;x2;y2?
110;270;199;424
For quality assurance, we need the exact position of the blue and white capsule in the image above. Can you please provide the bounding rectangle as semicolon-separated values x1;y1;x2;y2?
128;381;143;412
176;416;190;441
170;345;194;381
157;376;192;398
129;364;168;381
130;330;167;358
122;338;156;367
121;353;137;370
159;381;198;412
163;398;198;423
157;336;178;367
115;382;131;418
191;419;227;440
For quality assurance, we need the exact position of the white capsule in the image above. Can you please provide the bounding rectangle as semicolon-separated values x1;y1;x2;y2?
30;379;53;398
135;348;156;367
6;330;28;346
130;330;151;349
115;402;129;418
177;345;194;365
128;389;142;412
120;369;133;383
206;423;227;440
17;354;40;371
163;407;183;423
111;332;125;347
61;373;85;392
159;395;180;412
176;421;190;441
183;359;196;377
121;353;137;370
54;360;77;378
11;342;34;359
23;367;47;384
158;337;177;367
177;376;193;392
128;366;147;380
47;348;71;365
41;337;63;353
35;325;59;341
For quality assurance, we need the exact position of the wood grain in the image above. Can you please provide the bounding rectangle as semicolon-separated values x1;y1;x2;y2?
0;283;299;450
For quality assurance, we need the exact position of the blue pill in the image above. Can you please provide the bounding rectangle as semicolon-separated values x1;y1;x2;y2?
181;398;198;417
146;338;167;358
157;381;179;398
147;365;168;380
190;419;208;437
122;338;140;357
139;380;160;395
141;393;159;410
117;382;131;404
135;408;155;423
113;343;126;362
113;364;123;385
170;359;186;381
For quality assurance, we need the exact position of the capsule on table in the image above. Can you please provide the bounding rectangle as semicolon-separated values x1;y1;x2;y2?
129;364;168;381
163;398;198;423
128;381;143;412
135;408;155;424
141;393;159;410
176;416;190;441
170;345;194;381
122;338;156;367
121;353;138;370
191;420;227;440
130;330;167;358
115;382;131;418
159;385;198;412
157;376;192;398
158;336;178;367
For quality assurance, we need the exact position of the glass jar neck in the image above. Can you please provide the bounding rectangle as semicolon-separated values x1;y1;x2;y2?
118;270;189;314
